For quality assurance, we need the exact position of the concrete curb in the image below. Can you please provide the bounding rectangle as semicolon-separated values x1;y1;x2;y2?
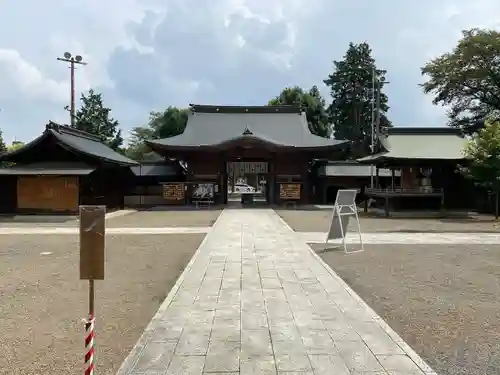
0;227;212;235
105;209;137;220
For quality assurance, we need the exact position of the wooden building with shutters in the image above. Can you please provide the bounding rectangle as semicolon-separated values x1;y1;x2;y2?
0;122;139;214
145;104;349;205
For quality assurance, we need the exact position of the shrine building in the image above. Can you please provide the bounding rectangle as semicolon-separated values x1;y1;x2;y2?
145;104;350;205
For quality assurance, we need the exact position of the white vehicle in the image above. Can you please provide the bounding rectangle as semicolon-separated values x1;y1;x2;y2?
234;183;255;193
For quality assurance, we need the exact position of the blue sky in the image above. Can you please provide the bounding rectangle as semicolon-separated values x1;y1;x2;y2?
0;0;498;144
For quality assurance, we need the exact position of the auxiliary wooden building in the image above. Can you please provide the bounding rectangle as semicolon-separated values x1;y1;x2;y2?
0;122;139;214
145;104;349;205
358;127;472;216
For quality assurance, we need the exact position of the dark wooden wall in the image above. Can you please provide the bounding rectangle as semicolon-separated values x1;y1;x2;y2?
0;176;18;214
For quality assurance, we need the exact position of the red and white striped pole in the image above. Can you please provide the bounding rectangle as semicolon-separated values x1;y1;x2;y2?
84;315;95;375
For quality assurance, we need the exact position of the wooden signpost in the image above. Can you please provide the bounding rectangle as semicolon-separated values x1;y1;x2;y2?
279;183;301;200
79;205;106;375
162;183;185;204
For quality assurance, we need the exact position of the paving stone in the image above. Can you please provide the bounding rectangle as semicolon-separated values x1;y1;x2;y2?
204;340;240;373
272;339;306;356
335;340;385;372
308;354;350;375
275;354;312;372
301;329;338;354
214;307;240;318
377;354;426;374
355;321;405;355
175;329;211;355
132;341;177;372
240;355;277;375
241;329;273;358
269;322;301;341
165;355;205;375
242;312;269;330
149;321;184;342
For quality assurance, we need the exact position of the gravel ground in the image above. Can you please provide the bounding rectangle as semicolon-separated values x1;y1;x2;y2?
107;209;222;228
310;243;500;375
276;209;500;233
0;233;204;375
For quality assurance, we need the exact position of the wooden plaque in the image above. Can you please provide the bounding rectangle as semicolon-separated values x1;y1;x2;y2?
163;183;185;200
79;205;106;280
279;183;301;200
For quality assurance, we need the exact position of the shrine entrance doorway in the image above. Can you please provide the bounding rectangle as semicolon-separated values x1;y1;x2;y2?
226;160;272;205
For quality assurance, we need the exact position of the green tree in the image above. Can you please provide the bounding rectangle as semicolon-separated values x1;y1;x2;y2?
149;106;189;139
74;89;123;150
421;28;500;134
324;42;391;157
0;131;7;153
124;107;189;160
268;86;331;137
125;126;155;160
1;140;22;166
7;140;24;151
461;117;500;218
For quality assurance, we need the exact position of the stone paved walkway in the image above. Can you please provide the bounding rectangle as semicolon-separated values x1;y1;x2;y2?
116;209;437;375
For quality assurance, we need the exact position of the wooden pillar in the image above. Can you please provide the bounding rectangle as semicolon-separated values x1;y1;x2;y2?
302;159;308;204
385;195;390;217
391;168;395;189
376;167;380;188
269;159;275;204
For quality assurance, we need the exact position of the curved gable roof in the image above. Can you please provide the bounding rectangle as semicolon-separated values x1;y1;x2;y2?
0;122;138;166
147;105;348;150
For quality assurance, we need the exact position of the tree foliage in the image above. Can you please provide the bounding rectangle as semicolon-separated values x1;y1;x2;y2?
268;86;330;137
125;107;189;160
462;117;500;217
74;89;124;150
8;140;24;151
324;42;391;157
0;131;7;154
421;28;500;134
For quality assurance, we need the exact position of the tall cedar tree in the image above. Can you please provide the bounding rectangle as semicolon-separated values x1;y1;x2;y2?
125;107;189;160
268;86;331;138
74;89;123;150
324;42;391;157
421;28;500;134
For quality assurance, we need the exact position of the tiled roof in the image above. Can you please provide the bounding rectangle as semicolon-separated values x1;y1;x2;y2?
0;122;138;166
147;105;348;149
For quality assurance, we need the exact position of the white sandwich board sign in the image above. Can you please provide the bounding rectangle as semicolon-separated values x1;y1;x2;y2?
326;189;364;254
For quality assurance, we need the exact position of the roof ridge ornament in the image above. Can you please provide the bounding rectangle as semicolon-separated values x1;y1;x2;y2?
242;125;253;135
46;121;102;142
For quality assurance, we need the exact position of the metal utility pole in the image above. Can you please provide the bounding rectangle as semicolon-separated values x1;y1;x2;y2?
369;69;389;189
370;67;376;188
375;78;381;139
57;52;87;126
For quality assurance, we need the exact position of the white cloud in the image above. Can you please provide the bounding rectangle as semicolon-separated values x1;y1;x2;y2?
0;0;499;144
0;49;67;102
